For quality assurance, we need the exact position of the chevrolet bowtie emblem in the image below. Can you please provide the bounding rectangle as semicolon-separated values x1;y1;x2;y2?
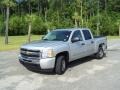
26;51;32;55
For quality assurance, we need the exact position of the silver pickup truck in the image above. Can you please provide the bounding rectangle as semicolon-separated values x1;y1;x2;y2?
19;28;107;74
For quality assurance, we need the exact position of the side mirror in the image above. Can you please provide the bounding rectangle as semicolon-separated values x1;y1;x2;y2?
71;37;80;43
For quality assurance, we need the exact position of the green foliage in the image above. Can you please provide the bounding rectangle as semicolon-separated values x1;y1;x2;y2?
0;0;120;36
0;15;4;35
0;0;16;7
9;15;27;35
8;14;47;35
31;15;45;35
25;14;36;23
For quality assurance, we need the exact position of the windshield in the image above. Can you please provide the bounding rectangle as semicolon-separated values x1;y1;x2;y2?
43;30;71;42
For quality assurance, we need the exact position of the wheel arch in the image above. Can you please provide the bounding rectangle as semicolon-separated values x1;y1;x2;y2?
99;43;105;47
55;51;69;63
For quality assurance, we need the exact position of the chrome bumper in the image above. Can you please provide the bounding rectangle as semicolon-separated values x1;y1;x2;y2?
19;56;55;69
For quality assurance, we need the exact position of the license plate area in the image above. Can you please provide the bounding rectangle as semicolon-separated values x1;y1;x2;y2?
23;59;32;62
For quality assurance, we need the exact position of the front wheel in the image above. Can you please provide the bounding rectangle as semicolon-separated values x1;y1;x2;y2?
55;56;66;75
95;47;105;59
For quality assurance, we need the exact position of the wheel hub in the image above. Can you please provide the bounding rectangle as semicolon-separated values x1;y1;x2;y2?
99;49;104;57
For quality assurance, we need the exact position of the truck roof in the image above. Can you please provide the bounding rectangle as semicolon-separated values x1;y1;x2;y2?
54;28;89;31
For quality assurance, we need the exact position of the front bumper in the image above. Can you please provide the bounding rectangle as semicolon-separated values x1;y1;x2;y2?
19;56;56;70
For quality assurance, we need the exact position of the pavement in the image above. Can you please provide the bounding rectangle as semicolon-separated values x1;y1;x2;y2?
0;39;120;90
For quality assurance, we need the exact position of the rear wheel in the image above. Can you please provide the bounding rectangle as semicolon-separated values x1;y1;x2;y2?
55;55;66;75
95;47;104;59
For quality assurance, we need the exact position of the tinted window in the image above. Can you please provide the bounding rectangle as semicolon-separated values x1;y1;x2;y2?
43;30;71;42
72;30;83;41
82;30;92;40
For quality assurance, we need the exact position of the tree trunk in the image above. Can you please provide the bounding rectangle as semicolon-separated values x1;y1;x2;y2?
0;7;4;16
97;0;100;36
57;10;60;25
18;0;20;16
105;0;107;14
28;22;32;43
60;0;63;11
75;19;77;28
97;23;100;36
28;0;31;15
47;29;50;33
38;0;40;16
5;6;9;45
119;25;120;37
80;1;83;27
85;15;88;27
45;8;47;22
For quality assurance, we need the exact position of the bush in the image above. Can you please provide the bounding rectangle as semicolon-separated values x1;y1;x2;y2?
31;15;45;35
9;15;27;36
88;13;119;36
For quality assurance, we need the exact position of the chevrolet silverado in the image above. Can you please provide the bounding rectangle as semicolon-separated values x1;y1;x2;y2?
19;28;107;74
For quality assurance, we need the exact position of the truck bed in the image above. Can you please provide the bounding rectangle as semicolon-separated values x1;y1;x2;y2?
94;36;105;38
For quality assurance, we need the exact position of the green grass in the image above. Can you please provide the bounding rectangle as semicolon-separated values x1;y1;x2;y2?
0;35;42;51
107;36;120;40
0;35;120;51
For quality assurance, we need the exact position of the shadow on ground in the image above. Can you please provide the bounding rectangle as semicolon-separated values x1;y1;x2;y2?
68;56;94;68
20;56;95;75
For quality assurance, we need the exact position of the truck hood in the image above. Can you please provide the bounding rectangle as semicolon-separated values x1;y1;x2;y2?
21;40;68;50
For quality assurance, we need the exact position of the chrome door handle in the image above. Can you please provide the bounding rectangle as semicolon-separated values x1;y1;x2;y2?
91;41;94;44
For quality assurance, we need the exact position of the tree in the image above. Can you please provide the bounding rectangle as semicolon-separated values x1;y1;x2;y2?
16;0;24;16
38;0;49;21
50;0;63;24
25;14;35;43
72;12;81;27
0;0;120;36
116;20;120;36
97;0;100;35
0;0;15;44
9;15;27;35
44;21;54;33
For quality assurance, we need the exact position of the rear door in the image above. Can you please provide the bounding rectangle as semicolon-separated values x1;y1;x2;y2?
82;30;95;55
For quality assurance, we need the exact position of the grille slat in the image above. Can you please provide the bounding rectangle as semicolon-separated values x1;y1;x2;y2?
21;53;39;57
21;48;40;52
20;48;40;60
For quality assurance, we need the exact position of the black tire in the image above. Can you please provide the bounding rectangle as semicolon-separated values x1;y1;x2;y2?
55;55;66;75
95;47;104;59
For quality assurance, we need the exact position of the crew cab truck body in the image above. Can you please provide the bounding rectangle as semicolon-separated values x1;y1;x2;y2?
19;28;107;74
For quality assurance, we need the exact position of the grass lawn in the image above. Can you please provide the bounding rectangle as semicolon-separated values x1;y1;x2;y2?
0;35;42;51
0;35;120;51
107;36;120;40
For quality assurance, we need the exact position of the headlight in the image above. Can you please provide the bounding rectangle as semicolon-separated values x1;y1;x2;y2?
42;49;54;59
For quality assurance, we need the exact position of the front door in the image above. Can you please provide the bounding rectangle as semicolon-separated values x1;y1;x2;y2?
70;30;86;61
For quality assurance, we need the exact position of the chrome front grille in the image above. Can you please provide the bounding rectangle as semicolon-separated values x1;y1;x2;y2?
20;48;40;60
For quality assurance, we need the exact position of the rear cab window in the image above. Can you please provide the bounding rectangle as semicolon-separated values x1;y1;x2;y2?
82;30;92;40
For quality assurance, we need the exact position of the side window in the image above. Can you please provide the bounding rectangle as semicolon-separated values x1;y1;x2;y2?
72;30;83;41
82;30;92;40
